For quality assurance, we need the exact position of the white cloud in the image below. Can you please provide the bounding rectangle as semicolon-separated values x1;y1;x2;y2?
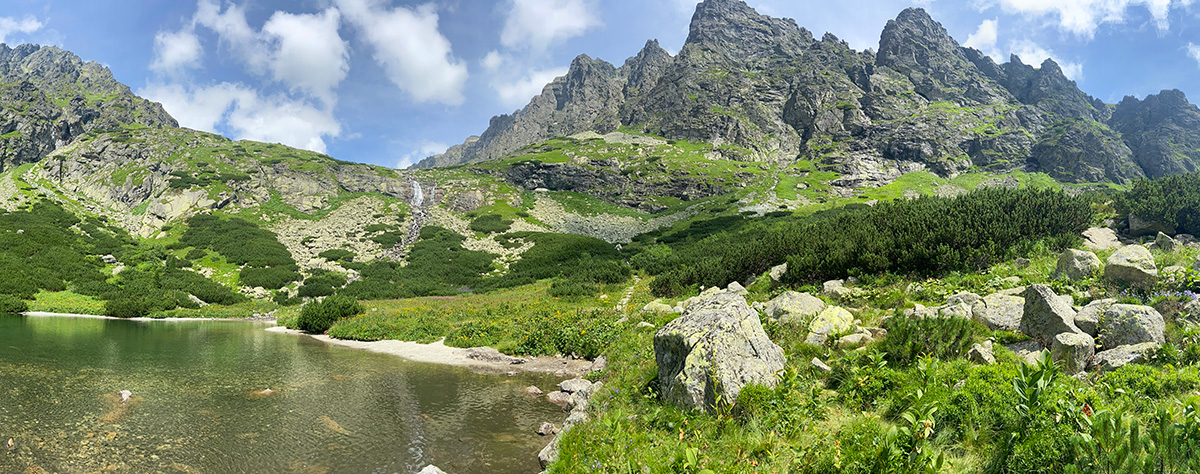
501;0;602;51
964;19;1002;61
482;50;506;73
150;29;203;75
398;141;448;168
1010;39;1084;81
0;15;44;44
194;0;269;72
261;9;349;105
139;82;340;154
989;0;1188;38
337;0;468;105
1189;42;1200;66
492;67;567;108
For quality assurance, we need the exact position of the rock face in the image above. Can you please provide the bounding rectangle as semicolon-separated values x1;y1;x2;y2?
0;44;177;172
1098;304;1165;349
1054;249;1101;281
763;291;826;325
1020;285;1082;347
1104;245;1158;289
419;1;1199;190
654;291;785;412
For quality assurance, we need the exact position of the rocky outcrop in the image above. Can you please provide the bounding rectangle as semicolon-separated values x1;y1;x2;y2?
1104;245;1158;289
1054;249;1101;281
654;291;785;413
1110;89;1200;178
968;340;996;365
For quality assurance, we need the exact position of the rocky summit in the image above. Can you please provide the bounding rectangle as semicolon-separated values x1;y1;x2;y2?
418;0;1200;190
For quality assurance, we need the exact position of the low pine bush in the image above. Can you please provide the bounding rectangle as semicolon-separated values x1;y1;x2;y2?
0;295;27;314
295;295;363;333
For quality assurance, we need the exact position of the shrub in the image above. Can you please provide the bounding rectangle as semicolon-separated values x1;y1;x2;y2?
239;265;301;290
0;295;27;313
469;214;513;234
179;215;295;267
1116;171;1200;235
878;314;984;366
317;249;355;262
295;295;363;333
185;248;208;260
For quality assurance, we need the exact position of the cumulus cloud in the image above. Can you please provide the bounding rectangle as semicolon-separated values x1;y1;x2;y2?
492;68;566;107
501;0;602;51
397;141;449;169
261;9;349;105
1189;42;1200;66
150;29;203;75
1010;39;1084;81
964;19;1002;61
988;0;1189;38
140;82;340;153
193;0;269;72
337;0;469;105
0;15;44;44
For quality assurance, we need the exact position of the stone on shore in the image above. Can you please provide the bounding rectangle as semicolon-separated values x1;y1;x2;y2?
654;291;785;413
1104;245;1158;289
546;391;571;406
538;422;559;436
418;466;448;474
558;378;593;394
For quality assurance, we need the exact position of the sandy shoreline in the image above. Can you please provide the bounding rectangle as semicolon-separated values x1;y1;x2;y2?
267;326;595;377
18;311;593;377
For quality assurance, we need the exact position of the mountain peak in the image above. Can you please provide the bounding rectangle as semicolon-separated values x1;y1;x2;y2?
877;8;960;69
684;0;812;60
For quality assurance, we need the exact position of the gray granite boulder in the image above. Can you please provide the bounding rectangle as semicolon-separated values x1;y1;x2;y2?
763;291;825;326
1104;245;1158;289
1155;232;1180;253
1054;249;1101;281
968;341;996;365
805;306;854;344
1099;304;1165;349
1075;299;1116;336
1092;342;1159;373
1020;285;1083;347
654;292;785;413
1051;332;1095;374
972;293;1024;331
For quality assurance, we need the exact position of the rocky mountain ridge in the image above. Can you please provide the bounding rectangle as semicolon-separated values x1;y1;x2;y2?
418;0;1200;187
0;43;177;172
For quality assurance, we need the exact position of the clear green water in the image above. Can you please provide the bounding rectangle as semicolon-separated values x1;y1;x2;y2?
0;315;565;474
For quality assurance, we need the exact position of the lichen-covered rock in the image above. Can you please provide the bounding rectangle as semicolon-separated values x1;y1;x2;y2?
1083;227;1121;251
654;292;785;413
806;306;854;344
934;303;974;320
763;291;826;326
1155;232;1180;252
1183;299;1200;326
768;263;787;288
1104;245;1158;289
945;291;982;306
1099;304;1165;348
968;341;996;365
1051;332;1094;374
642;300;673;313
972;293;1024;331
1075;298;1116;336
726;281;748;296
823;280;854;300
1054;249;1101;281
1092;342;1159;373
837;333;874;348
1020;285;1083;347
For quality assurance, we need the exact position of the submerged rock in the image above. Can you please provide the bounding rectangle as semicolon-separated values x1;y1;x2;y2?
654;291;785;413
418;466;448;474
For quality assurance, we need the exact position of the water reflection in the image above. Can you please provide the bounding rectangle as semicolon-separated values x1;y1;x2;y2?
0;315;562;473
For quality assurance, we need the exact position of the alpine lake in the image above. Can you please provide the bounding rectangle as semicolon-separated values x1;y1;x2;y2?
0;314;564;473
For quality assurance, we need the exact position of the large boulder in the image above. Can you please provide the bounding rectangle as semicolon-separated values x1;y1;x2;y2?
946;291;982;306
654;292;785;413
1099;304;1165;349
1104;245;1158;289
1051;332;1094;374
972;293;1024;331
1082;227;1121;251
768;263;787;289
763;291;826;326
1075;299;1116;336
1054;249;1101;281
1020;285;1083;347
1182;299;1200;326
805;306;854;344
1129;213;1172;237
1092;342;1159;373
823;280;854;300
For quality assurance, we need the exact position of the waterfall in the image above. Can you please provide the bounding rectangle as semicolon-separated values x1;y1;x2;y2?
410;181;424;208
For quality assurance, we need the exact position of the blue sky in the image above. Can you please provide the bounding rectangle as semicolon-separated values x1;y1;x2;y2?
3;0;1200;168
